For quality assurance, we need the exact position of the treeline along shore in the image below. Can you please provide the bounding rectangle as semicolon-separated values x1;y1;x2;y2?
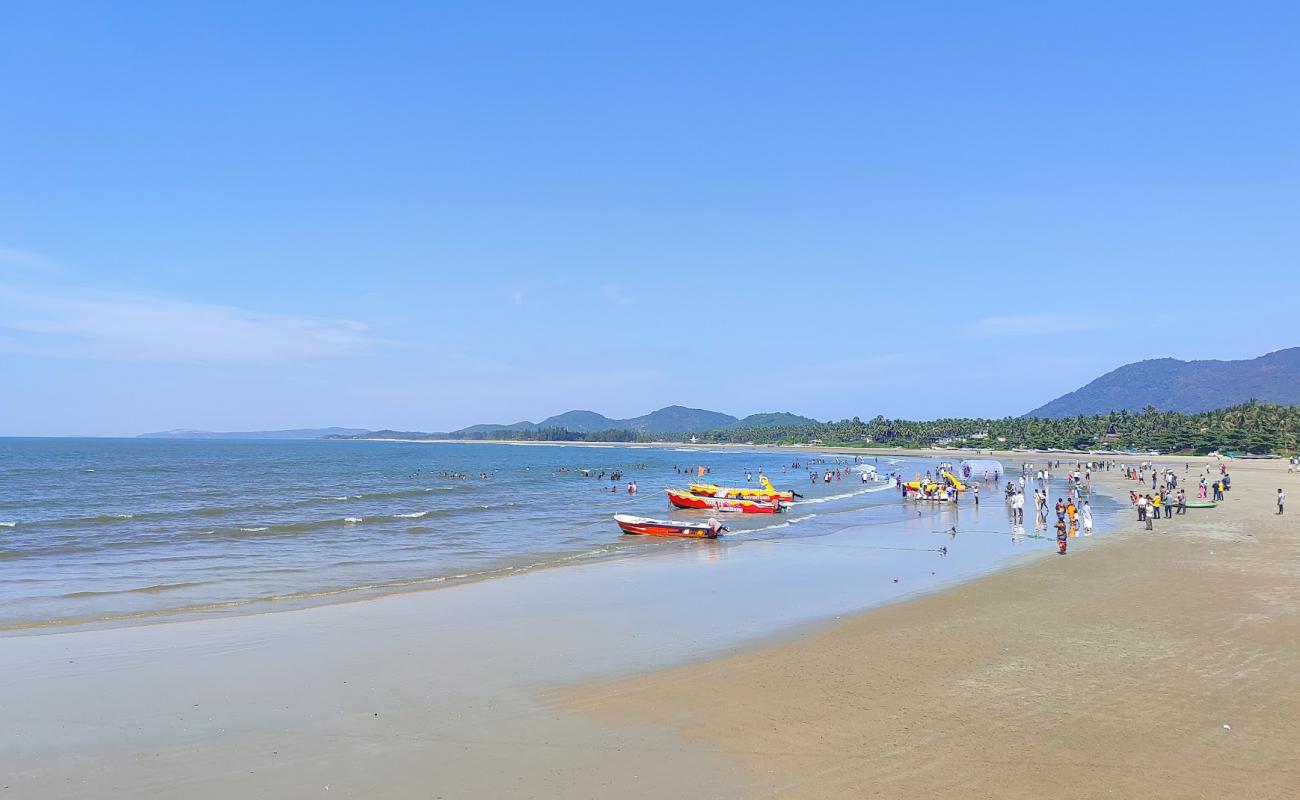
335;401;1299;455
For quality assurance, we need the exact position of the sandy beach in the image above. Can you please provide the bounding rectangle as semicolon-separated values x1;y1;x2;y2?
571;456;1300;798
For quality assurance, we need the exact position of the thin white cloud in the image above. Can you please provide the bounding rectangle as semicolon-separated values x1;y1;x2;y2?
599;282;633;305
0;284;384;363
0;244;60;274
967;312;1110;338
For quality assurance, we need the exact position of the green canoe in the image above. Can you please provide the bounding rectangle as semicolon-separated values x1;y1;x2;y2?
1182;500;1217;509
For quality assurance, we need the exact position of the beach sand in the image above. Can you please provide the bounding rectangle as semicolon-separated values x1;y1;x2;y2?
569;456;1300;797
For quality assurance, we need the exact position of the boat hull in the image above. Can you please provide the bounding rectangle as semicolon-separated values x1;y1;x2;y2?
615;514;720;538
667;489;781;513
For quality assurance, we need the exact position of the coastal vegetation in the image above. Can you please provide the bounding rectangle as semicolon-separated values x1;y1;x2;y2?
352;401;1300;455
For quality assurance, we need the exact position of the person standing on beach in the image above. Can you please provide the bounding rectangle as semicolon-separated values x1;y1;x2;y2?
1081;501;1093;534
1279;489;1286;515
1144;496;1154;530
973;483;979;506
1177;489;1186;515
1056;517;1068;554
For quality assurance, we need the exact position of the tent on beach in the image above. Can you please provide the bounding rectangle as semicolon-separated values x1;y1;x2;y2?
960;458;1004;482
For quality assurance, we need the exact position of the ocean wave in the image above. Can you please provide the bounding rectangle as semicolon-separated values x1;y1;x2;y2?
60;581;205;600
218;503;512;538
735;513;818;535
794;484;891;505
0;521;15;528
31;512;143;529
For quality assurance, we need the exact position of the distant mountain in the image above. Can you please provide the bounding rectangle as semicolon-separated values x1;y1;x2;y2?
537;410;617;433
728;412;820;428
622;406;738;434
449;406;765;436
138;427;370;440
453;421;537;435
1025;348;1300;418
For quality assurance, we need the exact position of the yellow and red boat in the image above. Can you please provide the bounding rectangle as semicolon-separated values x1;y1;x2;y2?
689;475;797;502
667;489;782;514
615;514;724;539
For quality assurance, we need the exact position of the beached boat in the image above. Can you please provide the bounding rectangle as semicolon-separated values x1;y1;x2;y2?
614;513;723;539
1182;500;1218;509
688;482;797;502
667;489;782;514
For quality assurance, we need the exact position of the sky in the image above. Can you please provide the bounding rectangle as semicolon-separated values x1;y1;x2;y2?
2;1;1298;436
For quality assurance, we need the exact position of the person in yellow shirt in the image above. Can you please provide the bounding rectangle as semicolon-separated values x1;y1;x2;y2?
1151;492;1162;527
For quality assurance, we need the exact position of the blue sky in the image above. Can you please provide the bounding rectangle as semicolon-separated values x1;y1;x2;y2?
2;1;1298;435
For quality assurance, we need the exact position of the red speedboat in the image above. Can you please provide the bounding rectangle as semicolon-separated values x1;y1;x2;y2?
615;514;724;539
666;489;782;514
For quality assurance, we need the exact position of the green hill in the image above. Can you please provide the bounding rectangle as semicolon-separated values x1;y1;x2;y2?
1026;348;1300;418
728;412;820;429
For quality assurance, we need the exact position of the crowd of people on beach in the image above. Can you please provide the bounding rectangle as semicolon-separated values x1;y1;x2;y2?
1012;462;1101;554
899;459;1116;555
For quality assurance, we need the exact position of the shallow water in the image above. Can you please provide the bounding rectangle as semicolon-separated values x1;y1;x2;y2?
0;438;1119;632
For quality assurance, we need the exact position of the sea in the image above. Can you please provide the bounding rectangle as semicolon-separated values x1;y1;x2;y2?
0;438;1121;633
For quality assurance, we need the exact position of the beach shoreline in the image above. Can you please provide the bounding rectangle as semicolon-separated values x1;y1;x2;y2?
5;451;1293;799
568;456;1300;798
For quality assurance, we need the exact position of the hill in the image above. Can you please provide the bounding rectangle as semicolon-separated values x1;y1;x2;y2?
453;421;537;435
621;406;737;434
536;410;618;433
728;412;820;429
1025;347;1300;418
138;427;369;440
449;406;758;436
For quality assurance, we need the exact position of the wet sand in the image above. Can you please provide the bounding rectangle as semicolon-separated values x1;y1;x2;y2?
570;457;1300;798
